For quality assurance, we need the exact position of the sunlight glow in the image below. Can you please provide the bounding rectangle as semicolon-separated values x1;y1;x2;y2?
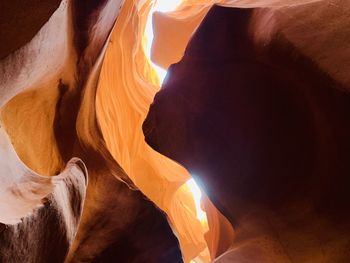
143;0;208;228
186;178;207;222
142;2;210;262
154;0;184;13
143;0;183;84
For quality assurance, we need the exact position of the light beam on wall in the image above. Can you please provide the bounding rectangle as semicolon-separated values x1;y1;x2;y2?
142;2;209;262
186;178;207;222
143;0;208;225
144;0;183;84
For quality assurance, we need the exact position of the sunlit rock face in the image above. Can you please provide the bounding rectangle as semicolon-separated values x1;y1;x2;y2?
95;0;233;261
144;3;350;262
0;0;183;262
2;0;350;262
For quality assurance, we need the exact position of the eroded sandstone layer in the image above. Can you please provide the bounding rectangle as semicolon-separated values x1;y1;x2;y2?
144;3;350;262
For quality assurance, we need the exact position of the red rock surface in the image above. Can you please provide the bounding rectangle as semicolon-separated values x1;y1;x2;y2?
0;0;61;59
0;1;183;262
144;4;350;262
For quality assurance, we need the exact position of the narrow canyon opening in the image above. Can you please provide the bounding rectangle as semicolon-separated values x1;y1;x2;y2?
1;0;349;262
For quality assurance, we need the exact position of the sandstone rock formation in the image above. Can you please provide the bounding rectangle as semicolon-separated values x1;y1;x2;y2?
1;0;183;262
1;0;349;262
144;2;350;262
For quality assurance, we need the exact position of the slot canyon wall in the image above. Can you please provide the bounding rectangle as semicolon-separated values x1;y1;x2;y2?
0;0;349;262
145;0;350;262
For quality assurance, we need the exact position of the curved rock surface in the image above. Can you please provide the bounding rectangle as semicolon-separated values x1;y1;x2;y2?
2;0;349;262
1;0;183;262
0;156;87;263
144;3;350;262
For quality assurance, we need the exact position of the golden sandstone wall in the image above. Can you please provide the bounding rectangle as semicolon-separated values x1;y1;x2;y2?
2;0;341;261
0;0;233;261
95;0;332;260
96;1;234;261
61;0;335;261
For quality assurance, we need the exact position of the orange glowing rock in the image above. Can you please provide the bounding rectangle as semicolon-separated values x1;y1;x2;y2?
2;0;349;262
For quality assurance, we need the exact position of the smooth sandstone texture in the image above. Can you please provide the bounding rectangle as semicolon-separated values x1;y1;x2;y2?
1;0;183;262
0;124;86;225
0;157;87;263
144;4;350;262
2;0;348;262
96;0;232;261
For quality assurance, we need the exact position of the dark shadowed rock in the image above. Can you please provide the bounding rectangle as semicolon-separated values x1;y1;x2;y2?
0;0;61;59
144;4;350;262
